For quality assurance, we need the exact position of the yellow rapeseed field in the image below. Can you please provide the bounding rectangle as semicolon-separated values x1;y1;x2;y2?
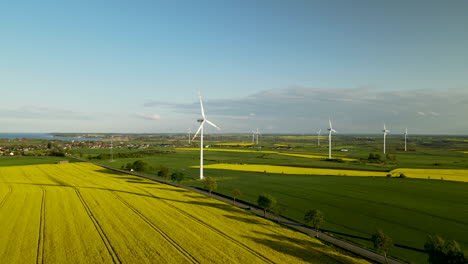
389;168;468;182
197;163;468;183
0;162;368;263
196;163;387;177
214;143;254;146
175;148;351;160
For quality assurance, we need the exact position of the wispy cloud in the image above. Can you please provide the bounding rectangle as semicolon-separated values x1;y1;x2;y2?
135;113;161;120
144;87;468;134
0;105;91;120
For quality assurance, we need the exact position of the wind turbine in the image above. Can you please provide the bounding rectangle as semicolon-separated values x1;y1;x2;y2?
188;128;192;144
192;95;220;180
317;129;321;146
404;128;408;152
382;124;390;154
255;128;260;144
110;135;114;162
327;120;337;159
251;130;256;144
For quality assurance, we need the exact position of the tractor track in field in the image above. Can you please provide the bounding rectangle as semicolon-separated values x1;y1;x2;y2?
0;184;12;209
130;185;277;264
64;163;275;264
73;187;121;264
36;186;46;264
110;191;200;264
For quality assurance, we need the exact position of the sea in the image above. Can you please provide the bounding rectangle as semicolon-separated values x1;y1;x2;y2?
0;133;102;141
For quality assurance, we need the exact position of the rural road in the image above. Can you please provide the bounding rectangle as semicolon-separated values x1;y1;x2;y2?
80;159;403;264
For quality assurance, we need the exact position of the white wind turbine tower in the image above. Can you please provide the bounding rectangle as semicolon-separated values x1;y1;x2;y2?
192;95;220;180
251;130;256;144
255;128;260;144
327;120;337;159
382;124;390;154
188;128;192;144
110;135;114;162
404;128;408;152
317;129;321;146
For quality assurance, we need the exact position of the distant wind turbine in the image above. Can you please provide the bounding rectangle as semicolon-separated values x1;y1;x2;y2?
110;135;114;162
251;130;256;144
383;124;390;154
188;128;192;145
317;129;321;146
192;95;220;180
404;128;408;152
327;120;337;159
255;128;260;144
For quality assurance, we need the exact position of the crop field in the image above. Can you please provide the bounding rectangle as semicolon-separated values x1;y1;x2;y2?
196;163;388;177
0;162;367;264
195;163;468;183
0;156;76;167
187;170;468;264
213;143;254;146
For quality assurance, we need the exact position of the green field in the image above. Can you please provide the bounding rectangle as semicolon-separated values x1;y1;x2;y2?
187;171;468;263
0;156;76;167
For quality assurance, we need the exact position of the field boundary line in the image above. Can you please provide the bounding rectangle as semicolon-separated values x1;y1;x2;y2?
111;191;200;264
36;186;46;264
130;185;276;264
73;187;121;264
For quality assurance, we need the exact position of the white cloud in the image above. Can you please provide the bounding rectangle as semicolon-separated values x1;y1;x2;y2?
135;113;161;120
146;87;468;134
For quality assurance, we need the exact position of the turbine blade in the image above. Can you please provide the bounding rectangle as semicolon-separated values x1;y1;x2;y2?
332;129;337;133
329;119;332;129
192;123;203;141
205;119;220;130
199;95;206;119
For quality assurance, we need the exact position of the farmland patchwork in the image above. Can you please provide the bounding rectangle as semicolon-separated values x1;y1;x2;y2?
0;163;367;263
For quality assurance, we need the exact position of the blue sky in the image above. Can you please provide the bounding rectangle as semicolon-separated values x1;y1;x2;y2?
1;0;467;134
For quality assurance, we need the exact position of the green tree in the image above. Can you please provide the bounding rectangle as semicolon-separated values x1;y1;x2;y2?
170;172;185;183
371;229;393;264
133;160;149;171
231;189;241;205
203;177;217;195
304;209;324;237
424;235;467;264
257;193;277;217
158;166;170;179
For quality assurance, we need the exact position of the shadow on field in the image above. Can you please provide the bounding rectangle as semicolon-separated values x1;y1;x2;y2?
184;194;209;199
223;215;266;225
95;169;126;176
126;180;155;185
113;176;144;181
243;231;345;262
149;186;190;193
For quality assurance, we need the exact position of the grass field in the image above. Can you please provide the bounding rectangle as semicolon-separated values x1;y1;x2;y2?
186;170;468;264
0;162;367;263
0;156;75;167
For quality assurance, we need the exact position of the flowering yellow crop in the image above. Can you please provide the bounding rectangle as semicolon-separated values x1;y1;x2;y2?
197;163;468;183
175;148;352;160
214;143;254;146
196;163;387;177
389;168;468;182
0;163;367;264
